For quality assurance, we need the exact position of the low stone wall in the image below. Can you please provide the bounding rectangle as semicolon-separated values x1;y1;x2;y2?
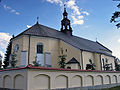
0;67;120;90
0;68;27;90
27;67;120;90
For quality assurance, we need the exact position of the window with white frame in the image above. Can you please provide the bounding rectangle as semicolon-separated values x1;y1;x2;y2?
37;43;43;54
36;43;44;66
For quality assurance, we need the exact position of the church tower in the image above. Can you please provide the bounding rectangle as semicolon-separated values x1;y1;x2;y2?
61;7;73;36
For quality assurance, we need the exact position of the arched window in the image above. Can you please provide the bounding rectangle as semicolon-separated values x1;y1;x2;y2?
101;58;105;70
37;43;44;54
14;44;19;52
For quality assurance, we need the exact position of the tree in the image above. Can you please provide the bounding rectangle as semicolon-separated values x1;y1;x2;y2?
32;56;40;67
86;59;96;70
58;48;67;68
115;57;120;71
103;58;111;71
0;0;2;7
0;54;2;69
110;0;120;28
10;51;17;67
3;35;14;68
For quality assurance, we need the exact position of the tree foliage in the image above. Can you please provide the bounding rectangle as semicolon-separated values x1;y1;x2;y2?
58;55;67;68
32;56;41;67
111;0;120;28
0;54;2;69
86;59;96;70
115;57;120;71
0;0;1;4
3;41;12;68
10;51;17;67
3;35;14;68
103;58;113;71
58;48;67;68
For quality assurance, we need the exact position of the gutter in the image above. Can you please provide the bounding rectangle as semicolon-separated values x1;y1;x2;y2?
99;54;102;70
28;35;31;65
81;50;84;69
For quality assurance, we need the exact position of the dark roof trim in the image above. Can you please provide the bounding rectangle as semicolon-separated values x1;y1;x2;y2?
66;57;80;64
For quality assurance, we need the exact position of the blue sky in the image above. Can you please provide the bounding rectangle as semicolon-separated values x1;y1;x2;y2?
0;0;120;59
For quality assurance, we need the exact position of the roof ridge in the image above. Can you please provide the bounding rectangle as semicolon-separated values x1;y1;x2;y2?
38;24;60;32
73;35;96;43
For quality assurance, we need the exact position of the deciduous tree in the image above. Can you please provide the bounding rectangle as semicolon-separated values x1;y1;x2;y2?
58;48;67;68
111;0;120;28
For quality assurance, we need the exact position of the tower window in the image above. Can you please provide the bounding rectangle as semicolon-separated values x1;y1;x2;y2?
37;43;43;54
66;49;67;52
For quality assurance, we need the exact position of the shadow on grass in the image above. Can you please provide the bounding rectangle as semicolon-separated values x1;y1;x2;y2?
102;86;120;90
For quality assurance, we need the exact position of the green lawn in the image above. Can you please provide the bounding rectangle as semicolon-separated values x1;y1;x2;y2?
102;86;120;90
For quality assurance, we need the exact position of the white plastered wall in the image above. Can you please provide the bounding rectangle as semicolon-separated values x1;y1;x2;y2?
0;69;120;90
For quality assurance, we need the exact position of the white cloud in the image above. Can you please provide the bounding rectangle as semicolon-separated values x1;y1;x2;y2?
82;11;89;16
0;51;4;60
4;5;11;9
27;25;32;28
78;15;84;19
118;39;120;43
67;0;80;15
0;32;11;60
66;0;89;25
84;25;91;29
3;5;20;15
46;0;63;6
0;32;12;50
15;12;20;15
11;9;16;13
46;0;89;25
67;0;75;7
71;15;84;25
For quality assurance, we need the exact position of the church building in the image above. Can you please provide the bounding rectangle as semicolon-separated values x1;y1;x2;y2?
11;7;115;70
0;8;119;90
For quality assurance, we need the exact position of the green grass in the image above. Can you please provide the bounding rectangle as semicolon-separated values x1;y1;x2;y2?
102;86;120;90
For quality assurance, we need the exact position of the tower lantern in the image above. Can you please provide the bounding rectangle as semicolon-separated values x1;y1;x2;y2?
61;6;73;36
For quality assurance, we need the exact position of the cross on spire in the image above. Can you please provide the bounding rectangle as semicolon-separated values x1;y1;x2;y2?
64;0;67;12
61;4;72;36
63;4;68;19
64;2;66;9
36;16;39;24
96;38;98;42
